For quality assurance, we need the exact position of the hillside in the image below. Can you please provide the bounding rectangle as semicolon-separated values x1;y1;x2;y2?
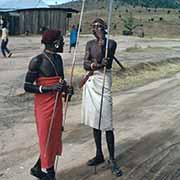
61;0;180;10
60;0;180;38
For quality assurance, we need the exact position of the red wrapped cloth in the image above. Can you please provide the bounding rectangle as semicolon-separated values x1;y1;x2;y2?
34;76;63;169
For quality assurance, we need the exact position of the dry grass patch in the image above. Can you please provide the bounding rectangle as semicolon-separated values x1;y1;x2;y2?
63;58;180;102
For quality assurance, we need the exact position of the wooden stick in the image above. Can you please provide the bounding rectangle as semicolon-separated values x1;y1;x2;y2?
98;0;113;129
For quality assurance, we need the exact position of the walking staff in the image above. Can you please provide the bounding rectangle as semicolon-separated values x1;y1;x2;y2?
63;0;86;127
99;0;115;130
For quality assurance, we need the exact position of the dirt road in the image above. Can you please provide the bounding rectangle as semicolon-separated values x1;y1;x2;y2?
57;77;180;180
5;35;180;67
1;76;180;180
0;35;180;180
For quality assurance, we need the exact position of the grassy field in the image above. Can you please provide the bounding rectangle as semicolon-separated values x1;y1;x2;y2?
69;6;180;38
111;58;180;91
63;58;180;102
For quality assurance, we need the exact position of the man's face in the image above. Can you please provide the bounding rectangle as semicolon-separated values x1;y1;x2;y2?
92;22;106;39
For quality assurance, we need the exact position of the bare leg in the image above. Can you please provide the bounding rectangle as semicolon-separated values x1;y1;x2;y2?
87;128;105;166
106;130;123;177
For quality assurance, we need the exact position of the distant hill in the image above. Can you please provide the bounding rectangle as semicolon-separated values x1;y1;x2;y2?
60;0;180;10
59;0;180;38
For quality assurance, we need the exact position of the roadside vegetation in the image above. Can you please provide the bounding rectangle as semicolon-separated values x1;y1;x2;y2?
63;0;180;38
63;57;180;102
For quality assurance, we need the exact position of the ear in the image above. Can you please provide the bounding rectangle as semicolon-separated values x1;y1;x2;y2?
54;43;59;49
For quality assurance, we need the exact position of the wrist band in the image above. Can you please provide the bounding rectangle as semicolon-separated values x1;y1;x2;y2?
91;63;96;70
39;85;43;93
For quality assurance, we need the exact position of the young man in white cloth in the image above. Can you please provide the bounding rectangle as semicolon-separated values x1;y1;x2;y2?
81;18;123;177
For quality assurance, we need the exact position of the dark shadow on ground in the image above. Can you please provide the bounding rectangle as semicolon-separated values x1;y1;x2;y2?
57;129;180;180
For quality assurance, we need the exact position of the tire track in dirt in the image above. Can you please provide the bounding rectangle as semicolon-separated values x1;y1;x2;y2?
54;78;180;180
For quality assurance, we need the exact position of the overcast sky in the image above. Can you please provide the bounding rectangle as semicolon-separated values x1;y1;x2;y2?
0;0;74;6
43;0;73;5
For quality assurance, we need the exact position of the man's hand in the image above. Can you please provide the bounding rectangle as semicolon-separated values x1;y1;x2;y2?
65;85;74;102
66;86;74;96
42;80;67;93
101;57;109;67
91;63;102;71
91;63;97;71
90;57;109;71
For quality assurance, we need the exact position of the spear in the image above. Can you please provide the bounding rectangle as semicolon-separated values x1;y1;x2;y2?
98;0;113;129
63;0;86;128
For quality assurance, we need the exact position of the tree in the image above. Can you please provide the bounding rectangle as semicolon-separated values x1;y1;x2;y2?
122;13;143;35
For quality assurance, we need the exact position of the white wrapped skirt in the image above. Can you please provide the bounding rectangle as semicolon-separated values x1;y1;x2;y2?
81;70;113;131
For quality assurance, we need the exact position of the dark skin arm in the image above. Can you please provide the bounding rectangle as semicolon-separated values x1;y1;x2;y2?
83;40;105;71
83;41;93;71
24;56;42;93
84;24;117;71
24;53;66;94
83;40;117;71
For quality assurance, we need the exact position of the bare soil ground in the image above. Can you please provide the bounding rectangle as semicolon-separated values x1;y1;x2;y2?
0;35;180;180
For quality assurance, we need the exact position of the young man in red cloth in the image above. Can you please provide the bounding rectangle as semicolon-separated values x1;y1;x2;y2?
24;30;74;180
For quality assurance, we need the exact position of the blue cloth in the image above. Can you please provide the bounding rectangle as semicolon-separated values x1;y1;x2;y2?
70;29;77;45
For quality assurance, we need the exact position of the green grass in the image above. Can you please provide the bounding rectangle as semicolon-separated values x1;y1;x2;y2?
70;7;180;38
